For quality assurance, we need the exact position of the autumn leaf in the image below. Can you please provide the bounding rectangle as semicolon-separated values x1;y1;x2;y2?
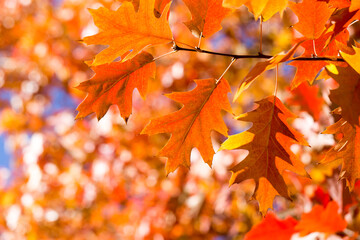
223;0;287;21
327;65;360;126
234;42;303;101
141;78;232;174
83;0;172;66
295;201;347;236
350;0;360;11
220;96;309;214
289;30;348;89
322;117;360;190
287;82;324;121
244;213;298;240
76;52;155;121
340;43;360;74
182;0;232;38
289;0;333;39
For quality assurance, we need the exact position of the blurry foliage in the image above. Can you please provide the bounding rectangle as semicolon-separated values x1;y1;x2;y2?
0;0;359;239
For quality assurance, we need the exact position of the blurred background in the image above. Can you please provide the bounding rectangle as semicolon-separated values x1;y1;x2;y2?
0;0;360;239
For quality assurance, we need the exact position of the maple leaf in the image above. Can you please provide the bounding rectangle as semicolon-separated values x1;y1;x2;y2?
141;78;232;174
220;96;309;214
83;0;172;66
234;41;303;101
244;213;298;240
289;0;333;39
76;52;155;121
340;43;360;74
327;65;360;126
289;30;348;89
182;0;232;38
223;0;287;21
295;201;347;236
322;117;360;190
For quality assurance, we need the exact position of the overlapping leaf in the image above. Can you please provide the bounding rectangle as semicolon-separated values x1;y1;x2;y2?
327;65;360;126
223;0;287;21
322;116;360;190
83;0;172;66
234;42;302;101
295;201;347;236
142;78;232;174
76;52;155;121
289;30;348;89
341;43;360;74
289;0;333;39
220;96;309;214
244;213;298;240
182;0;232;38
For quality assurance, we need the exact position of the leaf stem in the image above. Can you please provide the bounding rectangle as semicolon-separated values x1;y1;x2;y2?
153;50;177;61
216;58;237;84
260;16;263;54
274;64;279;97
197;32;203;50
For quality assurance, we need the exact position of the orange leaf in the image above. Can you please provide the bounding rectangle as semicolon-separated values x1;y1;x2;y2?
289;0;333;39
234;42;303;101
76;52;155;121
83;0;172;66
322;117;360;190
220;96;309;214
223;0;287;21
327;65;360;126
350;0;360;11
183;0;232;38
289;30;349;89
244;213;298;240
287;82;324;121
341;43;360;74
141;78;232;174
295;201;347;236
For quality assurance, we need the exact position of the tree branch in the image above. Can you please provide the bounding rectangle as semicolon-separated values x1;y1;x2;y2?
173;44;345;62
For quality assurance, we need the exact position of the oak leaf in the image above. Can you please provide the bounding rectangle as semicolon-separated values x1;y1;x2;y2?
83;0;172;66
234;42;303;101
182;0;232;38
289;0;333;39
327;65;360;126
244;213;298;240
322;117;360;190
289;30;348;89
295;201;347;236
223;0;287;21
340;43;360;74
141;78;232;174
76;52;155;121
220;96;309;214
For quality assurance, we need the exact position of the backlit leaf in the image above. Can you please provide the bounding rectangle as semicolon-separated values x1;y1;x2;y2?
289;0;333;39
322;117;360;190
83;0;172;66
142;78;232;174
220;96;309;214
76;52;155;121
182;0;232;38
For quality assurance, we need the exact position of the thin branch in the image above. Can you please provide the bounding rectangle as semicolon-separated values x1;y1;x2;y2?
172;44;345;62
